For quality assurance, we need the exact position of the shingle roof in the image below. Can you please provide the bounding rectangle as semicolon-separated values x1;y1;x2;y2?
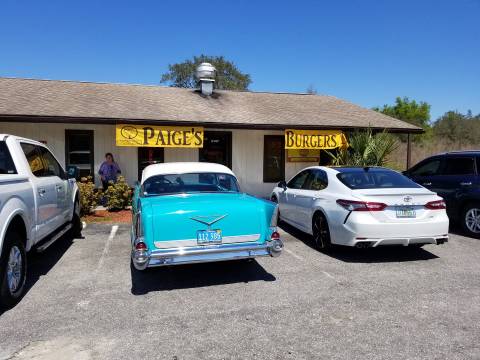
0;77;421;133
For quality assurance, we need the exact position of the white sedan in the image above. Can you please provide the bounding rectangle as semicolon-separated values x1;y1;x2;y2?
271;166;449;249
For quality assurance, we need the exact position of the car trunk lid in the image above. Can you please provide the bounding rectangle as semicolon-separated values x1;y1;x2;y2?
143;193;265;247
350;188;439;223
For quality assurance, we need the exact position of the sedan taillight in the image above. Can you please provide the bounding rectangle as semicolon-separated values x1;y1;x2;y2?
425;200;446;210
336;199;387;212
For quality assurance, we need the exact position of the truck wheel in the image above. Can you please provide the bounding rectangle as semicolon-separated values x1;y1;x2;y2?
462;203;480;239
71;198;82;238
0;232;27;309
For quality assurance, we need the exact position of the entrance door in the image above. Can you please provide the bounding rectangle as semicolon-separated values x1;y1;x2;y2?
199;131;232;168
138;148;164;180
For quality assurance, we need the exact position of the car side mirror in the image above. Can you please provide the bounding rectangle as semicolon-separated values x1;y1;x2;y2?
66;165;79;179
278;180;287;190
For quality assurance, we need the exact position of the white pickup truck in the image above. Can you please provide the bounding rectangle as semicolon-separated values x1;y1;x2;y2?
0;134;81;308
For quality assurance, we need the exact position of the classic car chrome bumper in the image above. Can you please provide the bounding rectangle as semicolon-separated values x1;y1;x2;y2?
131;239;283;270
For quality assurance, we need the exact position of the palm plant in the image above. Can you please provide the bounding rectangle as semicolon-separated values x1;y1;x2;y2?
327;128;398;167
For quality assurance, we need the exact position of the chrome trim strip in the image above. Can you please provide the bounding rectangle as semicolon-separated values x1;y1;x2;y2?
154;233;261;249
144;240;283;267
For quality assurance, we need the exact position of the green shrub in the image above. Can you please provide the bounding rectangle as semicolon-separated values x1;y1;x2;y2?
326;128;398;167
78;176;102;216
104;176;132;211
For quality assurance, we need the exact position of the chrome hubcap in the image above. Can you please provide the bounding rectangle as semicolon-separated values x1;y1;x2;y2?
465;208;480;233
7;246;23;294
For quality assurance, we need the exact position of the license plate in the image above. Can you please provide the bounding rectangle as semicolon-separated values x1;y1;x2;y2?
396;206;416;218
197;229;222;245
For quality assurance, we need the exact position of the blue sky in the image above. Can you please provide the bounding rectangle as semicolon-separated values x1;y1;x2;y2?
0;0;479;120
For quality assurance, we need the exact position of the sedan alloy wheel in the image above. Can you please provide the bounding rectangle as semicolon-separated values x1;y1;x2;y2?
464;206;480;237
313;213;331;250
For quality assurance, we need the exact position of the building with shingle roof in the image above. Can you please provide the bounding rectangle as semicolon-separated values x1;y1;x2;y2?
0;77;419;196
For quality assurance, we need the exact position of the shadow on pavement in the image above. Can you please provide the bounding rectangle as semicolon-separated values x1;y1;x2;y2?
130;259;276;295
0;232;79;315
279;221;439;263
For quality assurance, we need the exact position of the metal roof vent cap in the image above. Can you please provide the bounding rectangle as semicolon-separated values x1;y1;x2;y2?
196;62;216;96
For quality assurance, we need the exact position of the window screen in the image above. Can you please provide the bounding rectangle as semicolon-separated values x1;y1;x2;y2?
66;130;94;179
263;136;285;183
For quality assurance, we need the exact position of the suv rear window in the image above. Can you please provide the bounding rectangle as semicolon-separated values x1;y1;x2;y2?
337;168;421;189
443;157;476;175
0;141;17;174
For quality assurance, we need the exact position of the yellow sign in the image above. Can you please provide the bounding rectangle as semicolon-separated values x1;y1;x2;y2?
116;124;204;148
285;129;348;150
287;149;320;163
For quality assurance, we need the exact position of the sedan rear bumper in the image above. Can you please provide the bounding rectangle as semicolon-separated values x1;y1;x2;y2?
351;235;449;248
132;240;283;270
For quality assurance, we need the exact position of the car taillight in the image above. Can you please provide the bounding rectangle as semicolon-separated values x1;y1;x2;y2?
336;199;387;212
135;241;147;250
271;231;280;240
425;200;446;210
135;212;143;238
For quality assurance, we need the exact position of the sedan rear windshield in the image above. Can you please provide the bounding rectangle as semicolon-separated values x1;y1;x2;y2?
142;172;240;196
0;141;17;175
336;169;421;189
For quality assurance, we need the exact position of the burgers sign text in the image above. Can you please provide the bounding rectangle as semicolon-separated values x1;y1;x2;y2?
285;129;348;150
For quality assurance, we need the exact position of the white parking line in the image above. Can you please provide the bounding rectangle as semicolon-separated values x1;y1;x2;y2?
284;248;304;260
97;225;118;270
322;271;335;280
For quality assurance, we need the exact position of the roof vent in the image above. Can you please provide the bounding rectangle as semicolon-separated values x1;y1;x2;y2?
196;62;216;96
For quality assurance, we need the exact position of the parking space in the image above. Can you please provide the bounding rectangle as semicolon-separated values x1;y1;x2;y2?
1;224;480;359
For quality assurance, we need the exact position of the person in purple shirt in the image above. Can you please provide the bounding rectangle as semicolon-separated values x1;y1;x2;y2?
99;153;121;190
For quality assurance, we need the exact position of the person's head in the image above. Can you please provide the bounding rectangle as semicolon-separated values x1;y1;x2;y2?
105;153;114;163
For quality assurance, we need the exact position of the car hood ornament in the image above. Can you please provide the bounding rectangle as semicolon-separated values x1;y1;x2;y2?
190;214;228;229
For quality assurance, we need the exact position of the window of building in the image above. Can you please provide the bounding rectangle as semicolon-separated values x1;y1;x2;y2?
199;131;232;168
138;147;164;181
65;130;94;179
263;136;285;183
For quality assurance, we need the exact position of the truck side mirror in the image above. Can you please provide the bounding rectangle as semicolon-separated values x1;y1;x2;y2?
278;180;287;190
66;165;79;179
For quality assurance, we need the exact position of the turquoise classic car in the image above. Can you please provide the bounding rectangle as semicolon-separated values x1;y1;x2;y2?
131;162;283;270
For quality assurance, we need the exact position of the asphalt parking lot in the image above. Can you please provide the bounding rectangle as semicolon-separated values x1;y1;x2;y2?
1;223;479;360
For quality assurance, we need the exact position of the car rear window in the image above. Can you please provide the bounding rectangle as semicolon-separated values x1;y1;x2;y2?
443;157;475;175
142;172;240;196
0;141;17;174
336;169;421;189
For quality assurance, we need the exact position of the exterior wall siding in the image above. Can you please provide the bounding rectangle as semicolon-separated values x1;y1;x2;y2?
0;122;319;197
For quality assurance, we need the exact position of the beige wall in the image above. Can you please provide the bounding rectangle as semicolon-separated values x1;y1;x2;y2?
0;122;319;198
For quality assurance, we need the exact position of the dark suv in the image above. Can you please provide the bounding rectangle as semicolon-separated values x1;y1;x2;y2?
404;151;480;238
